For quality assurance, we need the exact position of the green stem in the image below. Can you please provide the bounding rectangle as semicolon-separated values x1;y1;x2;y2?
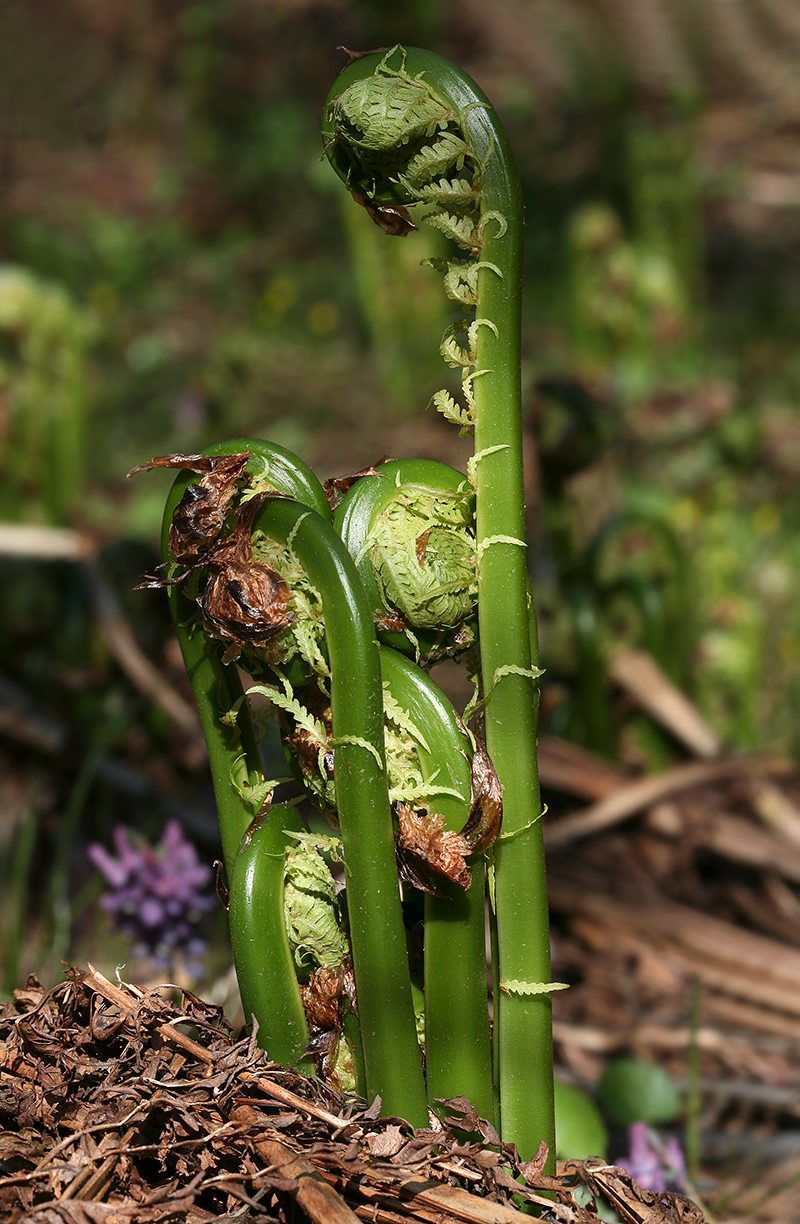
379;645;494;1125
426;869;492;1120
252;497;428;1126
228;803;313;1072
323;46;553;1161
467;88;554;1171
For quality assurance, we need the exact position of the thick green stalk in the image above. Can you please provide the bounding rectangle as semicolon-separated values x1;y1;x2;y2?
379;645;494;1125
459;83;555;1175
453;65;554;1169
252;497;428;1126
323;47;554;1160
228;803;313;1072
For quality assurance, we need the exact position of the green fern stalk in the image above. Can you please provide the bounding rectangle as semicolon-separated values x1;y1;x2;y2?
323;45;554;1160
251;497;428;1125
228;803;313;1072
379;644;494;1125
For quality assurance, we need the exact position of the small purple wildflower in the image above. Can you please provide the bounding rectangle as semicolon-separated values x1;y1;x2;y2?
89;820;215;967
617;1121;688;1194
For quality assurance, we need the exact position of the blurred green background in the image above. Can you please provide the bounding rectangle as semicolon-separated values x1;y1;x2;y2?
3;0;800;990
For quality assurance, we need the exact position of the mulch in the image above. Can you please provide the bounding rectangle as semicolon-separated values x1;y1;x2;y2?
0;967;702;1224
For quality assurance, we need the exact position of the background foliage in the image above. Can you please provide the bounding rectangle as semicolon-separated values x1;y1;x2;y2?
3;0;800;990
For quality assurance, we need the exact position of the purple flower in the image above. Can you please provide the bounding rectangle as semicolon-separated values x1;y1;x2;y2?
617;1121;687;1194
89;820;215;967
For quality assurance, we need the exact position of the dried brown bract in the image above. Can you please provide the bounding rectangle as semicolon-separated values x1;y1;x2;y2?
376;610;408;633
351;190;417;237
128;451;250;564
202;562;293;645
395;802;473;894
200;496;294;646
324;457;391;509
300;959;356;1084
459;736;503;852
415;529;430;566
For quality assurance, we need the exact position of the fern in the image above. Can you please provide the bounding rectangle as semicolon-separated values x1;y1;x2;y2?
403;131;468;188
440;259;480;306
409;176;477;210
383;685;431;753
423;210;479;254
337;71;453;153
429;388;473;433
234;682;329;748
439;320;474;369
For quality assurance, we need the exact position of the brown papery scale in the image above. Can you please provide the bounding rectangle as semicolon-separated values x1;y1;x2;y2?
395;803;473;894
127;451;250;563
459;736;503;852
350;190;417;237
300;959;355;1083
201;495;295;646
323;457;390;510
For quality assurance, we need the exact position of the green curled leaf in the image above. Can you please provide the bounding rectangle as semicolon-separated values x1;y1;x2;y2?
334;458;478;663
369;486;476;627
228;804;312;1070
323;46;459;203
283;837;349;978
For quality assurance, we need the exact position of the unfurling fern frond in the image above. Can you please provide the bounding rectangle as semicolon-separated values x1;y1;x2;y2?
424;210;479;254
461;367;492;413
439;259;480;305
335;69;453;154
429;388;473;433
439;321;473;369
403;131;469;188
409;176;477;210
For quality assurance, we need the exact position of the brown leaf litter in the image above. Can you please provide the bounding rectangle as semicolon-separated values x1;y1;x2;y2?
539;648;800;1222
0;966;703;1224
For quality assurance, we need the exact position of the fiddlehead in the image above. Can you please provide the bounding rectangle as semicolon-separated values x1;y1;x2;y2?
322;45;511;436
333;458;477;663
324;48;553;1161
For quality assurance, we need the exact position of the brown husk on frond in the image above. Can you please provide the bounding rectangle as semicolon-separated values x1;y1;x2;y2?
200;494;295;647
128;451;251;564
395;802;473;894
460;736;503;852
